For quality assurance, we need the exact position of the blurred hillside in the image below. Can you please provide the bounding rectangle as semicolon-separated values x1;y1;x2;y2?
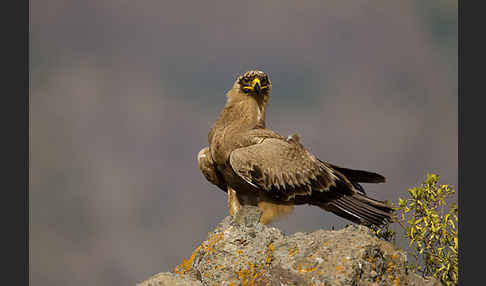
30;1;457;285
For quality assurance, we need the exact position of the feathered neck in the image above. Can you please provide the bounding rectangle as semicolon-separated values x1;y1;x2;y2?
225;87;269;128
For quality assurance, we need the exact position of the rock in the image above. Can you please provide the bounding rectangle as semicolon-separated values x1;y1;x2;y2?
137;272;203;286
137;206;442;286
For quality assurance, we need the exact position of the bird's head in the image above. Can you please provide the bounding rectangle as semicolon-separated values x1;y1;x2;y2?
235;70;271;97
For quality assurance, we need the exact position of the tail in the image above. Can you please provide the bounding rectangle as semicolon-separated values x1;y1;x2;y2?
329;164;386;184
313;163;392;226
319;192;393;226
293;160;392;226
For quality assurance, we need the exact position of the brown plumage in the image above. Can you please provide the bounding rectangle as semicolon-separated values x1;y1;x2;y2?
197;70;393;226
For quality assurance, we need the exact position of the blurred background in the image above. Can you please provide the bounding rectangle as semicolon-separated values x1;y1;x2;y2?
30;1;457;285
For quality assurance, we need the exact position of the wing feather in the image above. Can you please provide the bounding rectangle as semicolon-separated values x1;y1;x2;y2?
229;137;340;200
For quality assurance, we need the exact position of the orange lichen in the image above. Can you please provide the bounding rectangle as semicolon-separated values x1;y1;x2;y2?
235;261;267;286
233;242;274;286
299;264;319;273
294;260;319;273
201;232;223;254
335;265;345;273
174;232;224;276
265;243;274;266
174;245;201;275
393;276;401;286
288;246;299;257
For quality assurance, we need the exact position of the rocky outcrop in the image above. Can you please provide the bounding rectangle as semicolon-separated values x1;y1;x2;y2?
138;206;441;286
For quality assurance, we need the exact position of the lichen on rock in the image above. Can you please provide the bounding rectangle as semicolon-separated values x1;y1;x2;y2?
137;206;441;286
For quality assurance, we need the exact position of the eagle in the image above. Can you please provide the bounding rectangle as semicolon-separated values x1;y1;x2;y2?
197;70;393;226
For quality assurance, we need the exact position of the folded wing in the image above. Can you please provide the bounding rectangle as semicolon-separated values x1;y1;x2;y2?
229;136;351;200
229;134;393;226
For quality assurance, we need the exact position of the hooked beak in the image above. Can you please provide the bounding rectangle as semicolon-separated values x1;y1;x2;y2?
251;78;261;95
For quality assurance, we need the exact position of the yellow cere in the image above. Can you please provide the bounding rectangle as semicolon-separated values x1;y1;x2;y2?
243;78;269;92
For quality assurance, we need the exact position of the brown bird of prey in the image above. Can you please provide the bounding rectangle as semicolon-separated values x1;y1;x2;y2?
197;70;393;226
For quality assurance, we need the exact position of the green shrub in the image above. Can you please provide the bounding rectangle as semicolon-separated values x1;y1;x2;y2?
371;173;458;286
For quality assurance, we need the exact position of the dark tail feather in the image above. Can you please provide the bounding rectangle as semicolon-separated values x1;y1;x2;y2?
330;164;386;183
319;193;393;226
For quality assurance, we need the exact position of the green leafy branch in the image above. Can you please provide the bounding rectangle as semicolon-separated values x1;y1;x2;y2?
371;173;458;286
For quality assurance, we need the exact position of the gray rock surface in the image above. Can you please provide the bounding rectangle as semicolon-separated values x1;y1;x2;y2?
139;273;203;286
138;206;441;286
